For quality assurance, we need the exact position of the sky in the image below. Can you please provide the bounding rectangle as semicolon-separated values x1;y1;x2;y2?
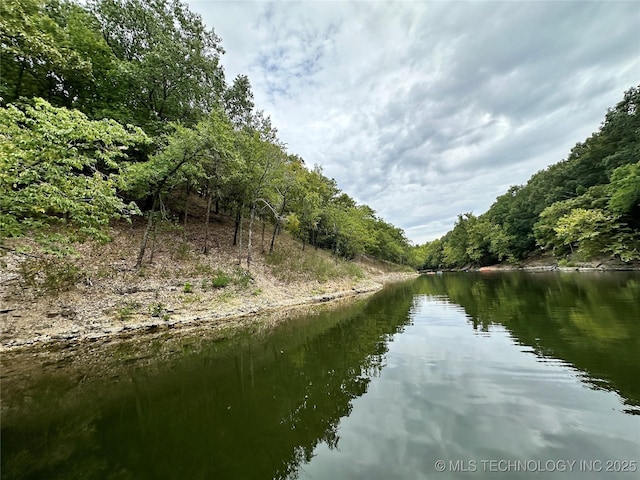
187;0;639;245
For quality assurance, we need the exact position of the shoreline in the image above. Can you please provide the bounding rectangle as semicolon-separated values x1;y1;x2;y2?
1;272;417;353
421;258;640;273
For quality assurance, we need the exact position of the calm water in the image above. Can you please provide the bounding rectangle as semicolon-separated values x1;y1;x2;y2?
1;272;639;479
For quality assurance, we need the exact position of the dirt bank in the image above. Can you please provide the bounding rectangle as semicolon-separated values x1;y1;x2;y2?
1;216;417;352
1;271;415;352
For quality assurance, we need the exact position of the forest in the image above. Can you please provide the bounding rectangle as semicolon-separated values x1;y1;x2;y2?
415;86;640;270
2;0;638;273
0;0;416;268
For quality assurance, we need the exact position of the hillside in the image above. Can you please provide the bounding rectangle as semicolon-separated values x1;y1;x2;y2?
416;85;640;270
0;201;416;351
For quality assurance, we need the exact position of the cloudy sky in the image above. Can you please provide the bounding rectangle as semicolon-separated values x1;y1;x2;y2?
187;0;639;244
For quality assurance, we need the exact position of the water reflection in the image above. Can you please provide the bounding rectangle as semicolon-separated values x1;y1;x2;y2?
2;273;639;480
415;272;640;414
1;282;417;480
296;274;639;480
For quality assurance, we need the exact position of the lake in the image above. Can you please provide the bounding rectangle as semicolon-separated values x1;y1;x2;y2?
1;272;639;479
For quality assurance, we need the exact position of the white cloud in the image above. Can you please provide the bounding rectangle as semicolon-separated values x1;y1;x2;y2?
188;0;640;244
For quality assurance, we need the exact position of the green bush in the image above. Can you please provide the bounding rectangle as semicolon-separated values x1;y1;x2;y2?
211;271;231;288
558;258;576;268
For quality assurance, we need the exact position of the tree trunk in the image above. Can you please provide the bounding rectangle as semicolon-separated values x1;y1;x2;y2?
237;207;244;265
233;205;241;246
203;188;213;254
149;215;160;263
261;221;266;253
135;196;158;270
247;203;256;269
135;156;190;269
182;182;189;239
269;195;287;254
269;223;279;254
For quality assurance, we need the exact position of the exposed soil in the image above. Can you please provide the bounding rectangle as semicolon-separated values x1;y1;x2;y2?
1;210;417;352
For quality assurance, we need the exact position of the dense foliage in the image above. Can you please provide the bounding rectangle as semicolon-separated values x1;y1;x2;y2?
1;0;416;266
416;86;640;269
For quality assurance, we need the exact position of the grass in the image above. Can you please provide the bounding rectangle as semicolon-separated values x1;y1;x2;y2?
211;270;232;288
116;301;140;321
558;259;573;267
232;267;253;288
200;268;252;290
265;246;364;283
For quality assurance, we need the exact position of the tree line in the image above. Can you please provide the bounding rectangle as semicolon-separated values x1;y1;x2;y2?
416;86;640;269
0;0;417;268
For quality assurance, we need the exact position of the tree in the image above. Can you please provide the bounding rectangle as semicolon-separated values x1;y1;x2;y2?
235;128;286;268
0;98;149;253
287;165;338;250
534;200;578;255
224;74;255;130
266;154;305;253
122;111;237;268
416;239;444;270
90;0;226;131
554;208;612;258
608;162;640;219
0;0;92;106
441;214;472;267
198;113;239;254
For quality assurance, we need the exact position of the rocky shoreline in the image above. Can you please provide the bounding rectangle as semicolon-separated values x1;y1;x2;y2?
422;257;640;273
0;271;417;352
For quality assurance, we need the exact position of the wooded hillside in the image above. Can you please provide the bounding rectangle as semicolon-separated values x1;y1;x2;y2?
416;86;640;269
0;0;417;268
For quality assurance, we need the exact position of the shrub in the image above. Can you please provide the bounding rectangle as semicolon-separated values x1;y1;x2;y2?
149;302;165;317
116;302;140;321
211;271;231;288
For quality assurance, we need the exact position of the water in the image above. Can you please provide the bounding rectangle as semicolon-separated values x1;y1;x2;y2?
2;272;639;479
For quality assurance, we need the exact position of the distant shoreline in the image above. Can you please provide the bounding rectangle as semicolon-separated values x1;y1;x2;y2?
420;257;640;274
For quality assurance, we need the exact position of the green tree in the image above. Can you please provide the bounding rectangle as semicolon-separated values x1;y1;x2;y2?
441;214;472;267
90;0;226;131
232;121;286;268
122;111;237;267
224;74;255;130
0;98;149;253
417;238;444;270
608;161;640;219
0;0;91;105
288;165;338;250
554;208;613;258
534;200;578;255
